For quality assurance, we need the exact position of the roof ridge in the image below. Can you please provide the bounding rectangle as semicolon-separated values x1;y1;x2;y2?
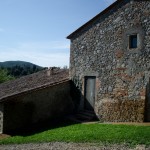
67;0;129;39
0;69;69;102
0;78;70;102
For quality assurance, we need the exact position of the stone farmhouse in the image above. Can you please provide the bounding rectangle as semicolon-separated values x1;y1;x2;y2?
67;0;150;122
0;0;150;134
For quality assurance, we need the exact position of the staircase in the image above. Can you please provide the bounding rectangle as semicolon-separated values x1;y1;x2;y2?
66;110;98;123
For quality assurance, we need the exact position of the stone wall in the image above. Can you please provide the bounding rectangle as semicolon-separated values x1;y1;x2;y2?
3;81;74;132
69;0;150;122
0;104;3;133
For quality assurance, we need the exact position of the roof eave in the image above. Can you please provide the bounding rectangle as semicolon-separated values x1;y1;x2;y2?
0;78;70;103
66;0;123;39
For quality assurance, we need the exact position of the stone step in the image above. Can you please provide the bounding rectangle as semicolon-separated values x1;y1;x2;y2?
78;110;96;118
66;116;83;123
75;113;94;121
68;110;98;123
65;109;98;123
82;109;95;114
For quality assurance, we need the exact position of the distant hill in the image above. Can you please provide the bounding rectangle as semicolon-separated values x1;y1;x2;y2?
0;61;46;78
0;61;43;69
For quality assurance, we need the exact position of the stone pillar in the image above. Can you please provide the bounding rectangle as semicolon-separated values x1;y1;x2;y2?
0;104;4;134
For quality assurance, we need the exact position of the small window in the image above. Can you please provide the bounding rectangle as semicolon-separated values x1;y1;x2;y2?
129;34;137;48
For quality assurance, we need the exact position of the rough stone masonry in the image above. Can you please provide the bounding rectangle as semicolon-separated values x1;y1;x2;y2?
0;104;3;133
68;0;150;122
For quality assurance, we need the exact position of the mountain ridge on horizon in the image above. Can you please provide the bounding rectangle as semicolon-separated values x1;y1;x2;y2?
0;60;44;68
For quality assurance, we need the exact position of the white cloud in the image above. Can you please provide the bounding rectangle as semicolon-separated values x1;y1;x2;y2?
0;40;70;67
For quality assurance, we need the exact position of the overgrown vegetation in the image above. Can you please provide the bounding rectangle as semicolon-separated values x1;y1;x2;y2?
0;69;15;83
0;123;150;146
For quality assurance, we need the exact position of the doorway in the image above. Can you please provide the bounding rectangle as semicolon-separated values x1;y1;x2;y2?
84;76;96;111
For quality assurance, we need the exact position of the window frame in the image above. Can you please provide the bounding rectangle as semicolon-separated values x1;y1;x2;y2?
123;26;144;52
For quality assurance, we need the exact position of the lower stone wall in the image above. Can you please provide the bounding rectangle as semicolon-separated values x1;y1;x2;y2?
3;81;74;133
0;104;3;133
97;99;145;122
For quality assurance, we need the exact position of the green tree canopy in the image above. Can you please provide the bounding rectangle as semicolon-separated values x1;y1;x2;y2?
0;68;15;83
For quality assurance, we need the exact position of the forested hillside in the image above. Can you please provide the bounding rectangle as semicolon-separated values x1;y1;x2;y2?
0;61;46;79
0;61;43;68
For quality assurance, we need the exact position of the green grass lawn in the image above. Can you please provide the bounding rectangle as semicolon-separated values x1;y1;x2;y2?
0;123;150;146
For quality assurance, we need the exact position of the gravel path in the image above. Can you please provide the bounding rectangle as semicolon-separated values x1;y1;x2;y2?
0;142;149;150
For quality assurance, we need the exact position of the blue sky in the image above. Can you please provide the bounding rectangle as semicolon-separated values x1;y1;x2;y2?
0;0;115;67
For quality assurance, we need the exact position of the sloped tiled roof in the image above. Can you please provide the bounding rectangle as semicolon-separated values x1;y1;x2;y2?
0;68;69;102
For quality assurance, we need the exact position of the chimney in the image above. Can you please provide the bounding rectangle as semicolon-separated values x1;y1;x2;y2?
47;67;54;76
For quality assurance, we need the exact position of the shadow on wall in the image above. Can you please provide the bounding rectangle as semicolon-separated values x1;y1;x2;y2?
70;80;81;112
3;81;78;135
70;80;98;122
145;81;150;122
70;80;96;111
3;80;98;136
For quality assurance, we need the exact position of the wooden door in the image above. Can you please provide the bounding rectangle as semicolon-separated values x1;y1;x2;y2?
84;76;96;110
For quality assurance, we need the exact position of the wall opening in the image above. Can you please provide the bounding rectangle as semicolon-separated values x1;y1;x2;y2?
84;76;96;111
129;34;138;48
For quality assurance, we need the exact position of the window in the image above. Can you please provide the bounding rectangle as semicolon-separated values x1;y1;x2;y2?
129;34;137;48
123;26;144;51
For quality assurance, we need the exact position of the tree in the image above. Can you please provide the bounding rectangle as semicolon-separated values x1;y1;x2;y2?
0;68;15;83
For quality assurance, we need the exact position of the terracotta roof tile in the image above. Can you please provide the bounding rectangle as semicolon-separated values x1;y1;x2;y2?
0;68;69;102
